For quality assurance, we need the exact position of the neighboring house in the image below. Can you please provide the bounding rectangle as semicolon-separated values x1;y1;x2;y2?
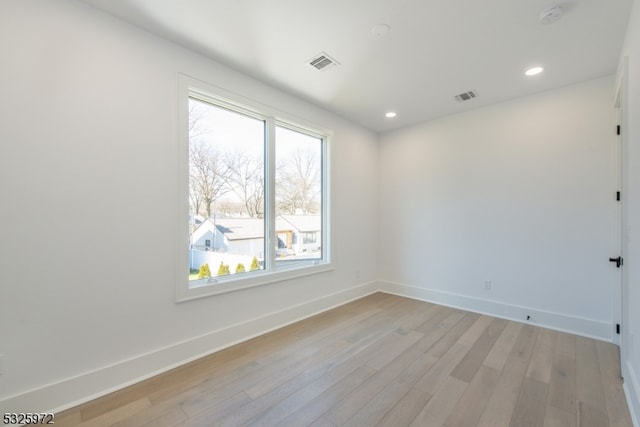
190;218;216;250
190;216;320;265
279;215;322;254
190;217;265;272
214;217;265;259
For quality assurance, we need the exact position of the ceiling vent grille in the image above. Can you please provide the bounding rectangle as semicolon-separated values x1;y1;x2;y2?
307;52;340;71
455;90;478;102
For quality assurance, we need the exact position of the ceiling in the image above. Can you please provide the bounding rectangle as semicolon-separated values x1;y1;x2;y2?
81;0;632;133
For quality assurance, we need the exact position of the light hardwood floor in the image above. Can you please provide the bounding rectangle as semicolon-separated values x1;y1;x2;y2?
55;293;634;426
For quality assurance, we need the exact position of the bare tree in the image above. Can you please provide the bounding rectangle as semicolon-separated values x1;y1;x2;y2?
227;152;264;218
188;100;209;217
189;101;209;138
276;147;321;215
189;176;203;218
189;141;232;218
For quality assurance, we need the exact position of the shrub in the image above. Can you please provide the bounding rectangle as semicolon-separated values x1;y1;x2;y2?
250;256;260;271
235;263;246;274
197;263;211;279
217;261;230;276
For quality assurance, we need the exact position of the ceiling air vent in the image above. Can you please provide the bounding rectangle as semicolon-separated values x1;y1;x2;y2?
455;90;477;102
307;52;340;71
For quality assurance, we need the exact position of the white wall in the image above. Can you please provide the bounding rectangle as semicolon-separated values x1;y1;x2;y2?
378;77;617;340
619;0;640;423
0;0;378;412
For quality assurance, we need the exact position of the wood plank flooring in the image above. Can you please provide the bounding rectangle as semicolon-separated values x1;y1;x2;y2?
55;293;633;426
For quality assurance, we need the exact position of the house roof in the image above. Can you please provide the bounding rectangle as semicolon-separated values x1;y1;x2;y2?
215;218;264;241
279;215;321;233
211;216;321;240
191;218;216;242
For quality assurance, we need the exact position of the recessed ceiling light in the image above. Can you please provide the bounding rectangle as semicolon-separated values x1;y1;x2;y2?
525;66;544;76
385;111;397;118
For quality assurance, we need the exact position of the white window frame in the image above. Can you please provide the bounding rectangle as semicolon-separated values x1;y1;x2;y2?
177;74;332;302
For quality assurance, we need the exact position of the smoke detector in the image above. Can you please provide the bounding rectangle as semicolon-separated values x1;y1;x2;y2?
539;5;564;25
371;23;391;37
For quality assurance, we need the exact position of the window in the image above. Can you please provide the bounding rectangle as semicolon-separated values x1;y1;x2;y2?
275;125;323;264
302;232;317;245
178;75;330;300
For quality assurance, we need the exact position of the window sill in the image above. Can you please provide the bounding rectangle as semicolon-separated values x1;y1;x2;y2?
176;262;334;302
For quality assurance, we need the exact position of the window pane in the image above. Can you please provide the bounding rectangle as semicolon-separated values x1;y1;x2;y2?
275;126;323;265
188;98;265;283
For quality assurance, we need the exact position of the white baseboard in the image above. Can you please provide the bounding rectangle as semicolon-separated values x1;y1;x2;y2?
0;281;379;414
625;361;640;427
379;280;613;342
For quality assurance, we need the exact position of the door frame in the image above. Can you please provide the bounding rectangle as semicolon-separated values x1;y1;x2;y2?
613;56;629;378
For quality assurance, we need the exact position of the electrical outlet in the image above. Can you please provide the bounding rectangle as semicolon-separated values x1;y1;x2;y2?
483;280;492;290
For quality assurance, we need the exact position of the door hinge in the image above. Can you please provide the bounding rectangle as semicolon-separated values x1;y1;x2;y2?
617;191;621;201
609;256;624;268
617;125;621;135
616;323;621;334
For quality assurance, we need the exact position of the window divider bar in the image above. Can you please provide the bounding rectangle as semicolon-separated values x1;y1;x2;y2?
264;117;277;271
